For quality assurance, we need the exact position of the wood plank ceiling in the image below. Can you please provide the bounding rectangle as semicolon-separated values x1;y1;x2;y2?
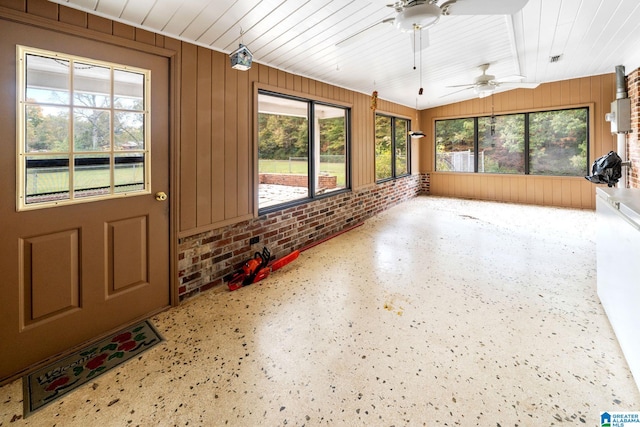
48;0;640;110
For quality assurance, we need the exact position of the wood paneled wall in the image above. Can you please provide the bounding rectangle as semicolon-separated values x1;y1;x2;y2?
172;49;415;236
0;0;418;237
418;74;618;209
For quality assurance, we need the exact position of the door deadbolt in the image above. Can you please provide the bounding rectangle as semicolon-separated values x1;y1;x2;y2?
155;191;168;201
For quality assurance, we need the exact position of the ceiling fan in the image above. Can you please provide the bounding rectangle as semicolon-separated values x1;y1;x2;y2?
336;0;529;48
442;63;540;98
387;0;530;32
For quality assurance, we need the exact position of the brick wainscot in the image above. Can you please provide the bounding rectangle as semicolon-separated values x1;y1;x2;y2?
177;174;429;300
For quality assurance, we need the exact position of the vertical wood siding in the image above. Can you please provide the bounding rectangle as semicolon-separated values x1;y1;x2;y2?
173;51;417;235
419;74;618;209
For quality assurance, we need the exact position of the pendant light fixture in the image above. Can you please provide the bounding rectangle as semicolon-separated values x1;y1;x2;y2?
409;98;424;139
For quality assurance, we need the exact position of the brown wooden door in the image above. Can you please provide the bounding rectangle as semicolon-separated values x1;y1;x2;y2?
0;21;171;383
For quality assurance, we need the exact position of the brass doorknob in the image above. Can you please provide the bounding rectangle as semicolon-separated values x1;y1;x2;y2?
155;191;168;201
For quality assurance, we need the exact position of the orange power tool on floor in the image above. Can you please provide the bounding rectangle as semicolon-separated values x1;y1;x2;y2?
226;247;299;291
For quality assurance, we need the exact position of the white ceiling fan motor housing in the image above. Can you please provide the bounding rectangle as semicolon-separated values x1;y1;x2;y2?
395;2;442;32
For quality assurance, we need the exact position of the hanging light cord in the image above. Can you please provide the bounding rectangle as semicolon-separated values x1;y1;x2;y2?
418;29;424;95
420;30;423;89
413;29;417;70
490;94;496;136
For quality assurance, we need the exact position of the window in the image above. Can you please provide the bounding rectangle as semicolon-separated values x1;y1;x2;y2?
375;114;411;181
435;118;474;172
17;46;150;210
529;109;588;176
435;107;588;176
478;114;525;174
257;91;349;211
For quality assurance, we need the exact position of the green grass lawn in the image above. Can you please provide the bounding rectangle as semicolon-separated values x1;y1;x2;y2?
27;166;144;195
259;159;346;186
28;161;345;195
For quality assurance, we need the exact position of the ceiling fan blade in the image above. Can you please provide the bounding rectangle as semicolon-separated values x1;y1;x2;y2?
442;0;529;15
387;1;405;12
446;83;475;88
440;86;474;98
335;19;392;48
515;82;540;89
499;82;540;89
495;74;526;83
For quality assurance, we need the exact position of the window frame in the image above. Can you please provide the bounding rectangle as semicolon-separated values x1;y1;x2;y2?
16;45;151;211
434;105;591;177
256;89;351;214
375;112;412;183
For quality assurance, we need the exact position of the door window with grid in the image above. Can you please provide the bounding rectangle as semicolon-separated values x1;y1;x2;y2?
17;46;151;210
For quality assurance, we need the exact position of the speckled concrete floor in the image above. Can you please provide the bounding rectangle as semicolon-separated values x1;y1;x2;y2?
2;196;639;426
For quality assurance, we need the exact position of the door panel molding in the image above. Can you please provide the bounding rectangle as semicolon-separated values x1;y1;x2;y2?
106;216;149;295
19;229;81;327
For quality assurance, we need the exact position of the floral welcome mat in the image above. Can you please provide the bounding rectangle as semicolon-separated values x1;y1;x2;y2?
23;320;164;416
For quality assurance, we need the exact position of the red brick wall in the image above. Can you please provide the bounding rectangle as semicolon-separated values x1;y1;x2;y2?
628;69;640;188
177;174;428;300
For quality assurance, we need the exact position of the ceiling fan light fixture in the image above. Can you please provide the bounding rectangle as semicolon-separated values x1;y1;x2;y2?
474;85;495;95
395;2;442;32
